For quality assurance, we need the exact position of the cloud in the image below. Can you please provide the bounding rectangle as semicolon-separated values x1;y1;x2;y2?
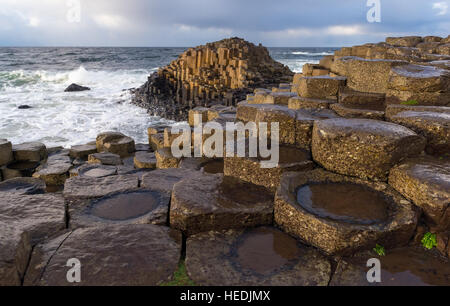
93;14;126;29
0;0;448;47
432;2;449;15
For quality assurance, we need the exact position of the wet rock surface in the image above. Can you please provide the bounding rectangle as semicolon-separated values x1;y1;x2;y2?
0;177;46;195
0;139;13;166
26;225;181;286
170;175;274;236
389;111;450;156
69;144;97;159
224;146;314;191
275;169;418;255
96;132;135;158
0;193;65;285
296;182;389;225
330;103;385;120
1;161;40;180
12;142;47;162
88;152;122;165
389;156;450;231
186;227;331;286
63;175;139;217
141;168;202;194
330;247;450;286
64;83;90;92
312;118;426;181
134;151;157;169
70;189;170;227
76;164;117;178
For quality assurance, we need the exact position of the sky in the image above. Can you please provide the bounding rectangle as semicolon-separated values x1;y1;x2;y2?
0;0;449;47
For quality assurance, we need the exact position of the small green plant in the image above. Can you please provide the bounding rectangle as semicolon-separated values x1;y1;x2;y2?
373;244;386;256
401;100;419;106
421;232;437;250
160;261;196;286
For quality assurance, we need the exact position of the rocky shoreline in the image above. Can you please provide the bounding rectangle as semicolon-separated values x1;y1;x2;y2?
1;35;450;286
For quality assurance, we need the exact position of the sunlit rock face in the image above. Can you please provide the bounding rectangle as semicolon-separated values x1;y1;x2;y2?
133;37;293;121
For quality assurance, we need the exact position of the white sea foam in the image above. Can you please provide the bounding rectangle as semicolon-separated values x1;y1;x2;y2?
291;51;334;56
0;66;170;148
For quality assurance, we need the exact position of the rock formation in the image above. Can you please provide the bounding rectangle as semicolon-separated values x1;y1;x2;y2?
1;35;450;286
133;37;293;120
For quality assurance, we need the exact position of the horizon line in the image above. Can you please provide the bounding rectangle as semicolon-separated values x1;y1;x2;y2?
0;45;341;49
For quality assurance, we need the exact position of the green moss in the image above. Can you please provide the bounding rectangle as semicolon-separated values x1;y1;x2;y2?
160;260;197;286
421;232;437;250
401;100;419;105
373;244;386;256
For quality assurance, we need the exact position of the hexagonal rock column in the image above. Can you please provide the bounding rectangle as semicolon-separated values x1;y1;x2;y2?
338;87;386;109
389;156;450;231
0;177;46;195
264;92;298;105
0;139;13;166
74;164;117;178
69;189;170;228
134;151;157;169
385;104;450;119
312;118;426;181
12;142;47;162
330;103;385;120
186;227;331;286
32;154;72;186
388;111;450;156
63;175;139;226
331;56;408;94
295;76;346;99
288;96;337;110
188;107;209;127
388;64;450;92
330;247;450;286
170;175;274;236
274;169;419;255
24;225;181;286
254;104;299;146
0;193;65;285
88;152;122;166
141;168;203;195
155;148;181;169
1;160;40;180
386;36;423;47
96;132;135;158
69;144;97;159
149;133;165;151
224;146;314;191
387;64;450;106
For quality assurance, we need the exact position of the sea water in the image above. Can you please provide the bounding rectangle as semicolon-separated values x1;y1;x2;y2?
0;47;336;147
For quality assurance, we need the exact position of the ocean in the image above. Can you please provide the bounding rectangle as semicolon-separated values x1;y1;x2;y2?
0;47;336;148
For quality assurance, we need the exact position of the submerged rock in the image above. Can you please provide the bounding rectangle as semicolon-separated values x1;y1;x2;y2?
18;105;32;109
